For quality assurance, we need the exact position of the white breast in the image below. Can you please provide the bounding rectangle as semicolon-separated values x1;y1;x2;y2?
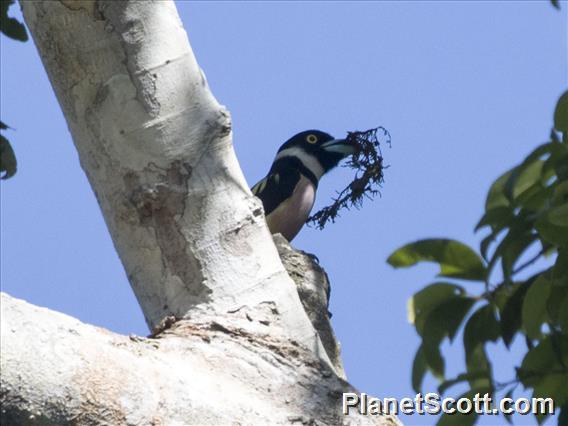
266;174;316;241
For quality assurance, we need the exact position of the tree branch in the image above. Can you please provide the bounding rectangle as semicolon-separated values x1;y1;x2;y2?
20;0;320;350
1;293;398;425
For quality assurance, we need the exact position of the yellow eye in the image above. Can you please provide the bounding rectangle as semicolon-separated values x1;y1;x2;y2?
306;134;318;144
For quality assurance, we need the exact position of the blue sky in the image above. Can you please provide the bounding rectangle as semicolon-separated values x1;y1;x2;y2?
1;1;566;425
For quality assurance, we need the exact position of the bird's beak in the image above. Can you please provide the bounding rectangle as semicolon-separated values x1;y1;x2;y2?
321;138;356;156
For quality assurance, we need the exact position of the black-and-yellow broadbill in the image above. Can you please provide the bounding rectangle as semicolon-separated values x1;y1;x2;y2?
251;130;355;241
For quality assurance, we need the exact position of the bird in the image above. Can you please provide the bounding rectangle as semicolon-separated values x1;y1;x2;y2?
251;130;355;241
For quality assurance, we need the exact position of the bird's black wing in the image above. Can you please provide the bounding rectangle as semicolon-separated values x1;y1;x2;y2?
251;169;301;216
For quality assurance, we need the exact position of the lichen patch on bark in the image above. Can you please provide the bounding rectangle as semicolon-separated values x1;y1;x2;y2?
97;1;162;116
58;0;102;20
124;161;210;300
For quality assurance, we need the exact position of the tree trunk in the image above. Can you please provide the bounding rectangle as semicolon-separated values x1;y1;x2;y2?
1;1;399;424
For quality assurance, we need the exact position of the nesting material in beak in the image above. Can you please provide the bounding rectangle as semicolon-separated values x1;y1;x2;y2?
307;126;391;230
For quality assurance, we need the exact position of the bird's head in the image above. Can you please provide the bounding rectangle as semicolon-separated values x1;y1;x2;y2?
274;130;355;179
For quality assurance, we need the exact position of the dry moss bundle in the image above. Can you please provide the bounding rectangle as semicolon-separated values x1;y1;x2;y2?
307;126;391;230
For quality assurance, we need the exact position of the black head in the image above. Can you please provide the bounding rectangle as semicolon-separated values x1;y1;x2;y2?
275;130;355;175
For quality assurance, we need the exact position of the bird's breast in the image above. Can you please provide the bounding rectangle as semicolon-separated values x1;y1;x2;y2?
266;174;316;241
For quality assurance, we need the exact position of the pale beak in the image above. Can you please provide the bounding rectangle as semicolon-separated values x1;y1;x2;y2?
321;138;356;156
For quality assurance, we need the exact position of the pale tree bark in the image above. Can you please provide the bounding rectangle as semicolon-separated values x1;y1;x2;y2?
0;1;399;424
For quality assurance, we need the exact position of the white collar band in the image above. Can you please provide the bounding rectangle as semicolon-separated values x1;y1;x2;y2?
275;147;325;180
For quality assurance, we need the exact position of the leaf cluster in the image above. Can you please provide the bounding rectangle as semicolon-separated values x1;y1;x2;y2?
388;91;568;425
0;0;28;180
307;126;390;229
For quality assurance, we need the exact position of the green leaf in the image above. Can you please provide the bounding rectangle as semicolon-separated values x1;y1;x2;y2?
465;346;492;389
547;282;568;326
549;203;568;227
408;282;464;326
554;152;568;181
519;335;568;387
486;169;515;210
484;142;556;215
485;223;533;280
493;283;516;311
505;160;544;202
387;239;486;281
536;211;568;248
500;281;532;347
515;183;552;212
412;345;427;393
558;294;568;333
553;249;568;279
475;206;514;232
0;134;17;179
501;232;538;280
544;142;568;180
554;91;568;134
532;374;568;416
522;275;553;339
0;0;28;42
422;340;445;379
524;142;557;163
464;304;500;355
480;231;498;261
417;296;476;382
422;296;476;343
552;182;568;207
